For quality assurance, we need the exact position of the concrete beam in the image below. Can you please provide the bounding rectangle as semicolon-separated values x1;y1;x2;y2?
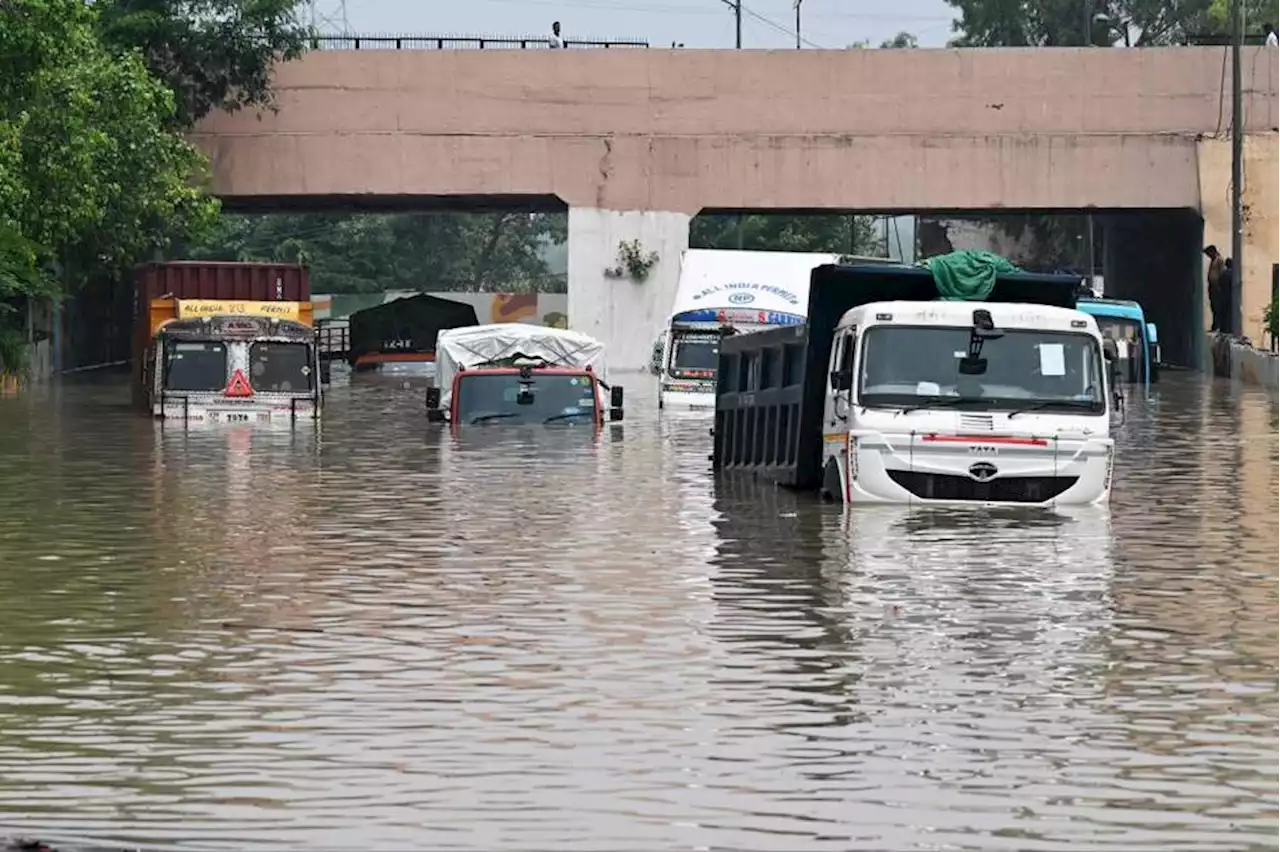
192;47;1279;213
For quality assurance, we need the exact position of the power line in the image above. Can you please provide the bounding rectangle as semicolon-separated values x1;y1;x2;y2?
741;4;823;47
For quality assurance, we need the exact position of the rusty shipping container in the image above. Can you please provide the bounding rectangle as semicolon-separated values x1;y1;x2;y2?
131;261;312;409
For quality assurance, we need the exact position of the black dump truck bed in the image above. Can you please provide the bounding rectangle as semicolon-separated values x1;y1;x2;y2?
711;261;1083;491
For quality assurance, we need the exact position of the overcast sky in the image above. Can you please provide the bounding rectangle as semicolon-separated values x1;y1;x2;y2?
323;0;960;50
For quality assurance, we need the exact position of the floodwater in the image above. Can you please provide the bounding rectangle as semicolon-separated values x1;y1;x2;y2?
0;371;1275;852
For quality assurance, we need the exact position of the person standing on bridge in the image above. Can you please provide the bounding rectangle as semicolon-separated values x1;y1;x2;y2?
1265;24;1277;46
549;21;565;48
1205;245;1226;332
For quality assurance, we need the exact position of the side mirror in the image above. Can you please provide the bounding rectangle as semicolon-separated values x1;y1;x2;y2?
425;386;441;409
1102;339;1119;362
610;384;624;408
426;408;446;423
829;369;853;391
1145;322;1158;344
609;407;624;421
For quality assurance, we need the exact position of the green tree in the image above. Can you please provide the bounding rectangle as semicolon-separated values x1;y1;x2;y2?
185;212;569;294
0;0;218;355
690;213;880;255
96;0;312;128
946;0;1276;46
880;31;919;47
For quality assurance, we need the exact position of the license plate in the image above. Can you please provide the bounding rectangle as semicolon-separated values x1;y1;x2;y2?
216;411;254;423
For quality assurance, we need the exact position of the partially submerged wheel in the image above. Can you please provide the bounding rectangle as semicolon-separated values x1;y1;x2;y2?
820;458;844;504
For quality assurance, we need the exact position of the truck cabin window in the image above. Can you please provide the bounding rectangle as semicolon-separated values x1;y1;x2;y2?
1092;317;1143;349
668;331;720;378
250;342;314;392
455;373;599;425
857;325;1104;412
163;341;227;392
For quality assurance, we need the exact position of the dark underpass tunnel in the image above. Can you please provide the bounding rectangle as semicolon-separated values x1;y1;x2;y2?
1099;209;1203;368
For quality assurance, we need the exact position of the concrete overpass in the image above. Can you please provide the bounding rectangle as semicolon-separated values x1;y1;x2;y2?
192;47;1279;368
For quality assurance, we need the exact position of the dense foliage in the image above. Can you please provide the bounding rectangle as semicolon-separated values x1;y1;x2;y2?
0;0;224;369
690;213;881;256
97;0;311;128
184;212;570;293
179;210;889;295
946;0;1277;46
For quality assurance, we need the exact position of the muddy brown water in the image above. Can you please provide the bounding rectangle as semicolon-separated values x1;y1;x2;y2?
0;371;1275;851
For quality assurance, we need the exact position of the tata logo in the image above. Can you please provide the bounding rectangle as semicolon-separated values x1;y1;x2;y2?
968;462;999;482
968;445;998;455
728;292;756;305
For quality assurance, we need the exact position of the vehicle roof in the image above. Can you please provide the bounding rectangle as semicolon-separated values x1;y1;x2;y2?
837;300;1099;331
1076;298;1146;319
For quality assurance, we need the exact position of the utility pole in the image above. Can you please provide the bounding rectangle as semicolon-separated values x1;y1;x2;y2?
720;0;742;48
795;0;802;49
1229;0;1245;336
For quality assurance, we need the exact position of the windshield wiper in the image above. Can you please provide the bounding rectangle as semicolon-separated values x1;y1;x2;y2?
1007;399;1100;419
543;411;593;424
470;413;522;424
897;396;983;415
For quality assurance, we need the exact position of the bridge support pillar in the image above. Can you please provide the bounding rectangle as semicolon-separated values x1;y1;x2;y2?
567;208;690;370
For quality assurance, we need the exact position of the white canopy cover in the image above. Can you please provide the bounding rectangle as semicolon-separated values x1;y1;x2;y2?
435;323;609;408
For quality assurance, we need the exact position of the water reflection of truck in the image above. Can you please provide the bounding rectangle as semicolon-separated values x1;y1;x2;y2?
425;324;623;429
653;250;891;411
713;257;1124;507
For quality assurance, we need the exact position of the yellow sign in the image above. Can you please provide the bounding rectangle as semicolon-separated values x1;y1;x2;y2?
176;300;304;322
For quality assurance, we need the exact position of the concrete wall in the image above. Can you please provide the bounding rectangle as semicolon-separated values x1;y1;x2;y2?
1205;333;1279;397
567;209;690;369
1197;135;1279;345
190;47;1279;369
193;47;1278;213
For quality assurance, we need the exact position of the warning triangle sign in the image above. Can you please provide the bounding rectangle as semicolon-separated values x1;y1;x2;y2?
224;369;254;397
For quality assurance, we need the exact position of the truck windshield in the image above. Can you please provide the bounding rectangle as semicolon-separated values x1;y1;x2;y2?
857;325;1105;413
668;330;720;378
454;372;599;425
164;340;227;392
249;342;314;393
1092;316;1144;350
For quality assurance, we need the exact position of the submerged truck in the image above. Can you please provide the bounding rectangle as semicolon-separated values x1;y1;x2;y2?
426;324;623;428
132;261;321;422
712;255;1124;507
653;250;891;410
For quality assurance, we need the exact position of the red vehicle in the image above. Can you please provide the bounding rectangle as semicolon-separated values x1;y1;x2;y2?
425;325;623;429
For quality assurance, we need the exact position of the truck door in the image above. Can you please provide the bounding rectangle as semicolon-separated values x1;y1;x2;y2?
824;329;856;432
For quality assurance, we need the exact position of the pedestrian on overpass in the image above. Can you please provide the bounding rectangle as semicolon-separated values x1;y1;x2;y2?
549;21;564;48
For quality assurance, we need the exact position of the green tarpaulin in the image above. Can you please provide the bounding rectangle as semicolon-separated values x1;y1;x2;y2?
921;250;1022;301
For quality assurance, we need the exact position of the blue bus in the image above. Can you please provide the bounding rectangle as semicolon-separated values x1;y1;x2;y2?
1075;297;1159;390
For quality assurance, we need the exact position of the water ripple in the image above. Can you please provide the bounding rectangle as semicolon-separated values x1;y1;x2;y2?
0;371;1274;851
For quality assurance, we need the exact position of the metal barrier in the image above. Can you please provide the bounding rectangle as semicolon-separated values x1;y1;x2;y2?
316;322;349;358
308;34;649;50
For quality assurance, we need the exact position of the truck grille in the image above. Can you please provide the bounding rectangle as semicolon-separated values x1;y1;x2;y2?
959;414;994;432
887;470;1078;503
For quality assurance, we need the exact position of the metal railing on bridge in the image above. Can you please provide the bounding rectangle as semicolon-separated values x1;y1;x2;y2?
309;33;649;50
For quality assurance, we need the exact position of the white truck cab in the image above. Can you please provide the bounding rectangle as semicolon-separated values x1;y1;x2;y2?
818;300;1117;506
